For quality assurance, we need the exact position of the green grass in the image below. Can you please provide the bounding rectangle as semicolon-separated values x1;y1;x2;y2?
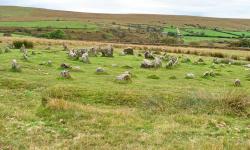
0;32;32;38
163;27;177;33
163;27;240;43
227;31;250;37
0;43;249;149
182;28;236;37
0;21;99;30
183;36;235;43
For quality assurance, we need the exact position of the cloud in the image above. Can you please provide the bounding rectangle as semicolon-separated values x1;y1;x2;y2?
0;0;250;18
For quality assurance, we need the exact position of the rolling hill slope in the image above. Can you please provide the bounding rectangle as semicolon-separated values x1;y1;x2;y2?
0;6;250;30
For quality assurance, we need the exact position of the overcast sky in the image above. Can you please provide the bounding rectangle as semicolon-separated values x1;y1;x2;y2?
1;0;250;19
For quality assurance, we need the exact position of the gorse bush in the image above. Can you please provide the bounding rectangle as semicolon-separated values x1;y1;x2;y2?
13;40;34;49
41;30;65;39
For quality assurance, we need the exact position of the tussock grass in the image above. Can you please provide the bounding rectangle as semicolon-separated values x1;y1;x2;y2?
0;78;39;89
246;55;250;61
42;85;148;107
42;85;250;117
174;90;250;117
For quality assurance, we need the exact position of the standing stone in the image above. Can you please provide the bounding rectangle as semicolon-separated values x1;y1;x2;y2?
234;79;241;87
81;53;90;63
89;47;98;57
144;51;154;59
100;46;113;57
123;47;134;55
153;57;162;68
63;43;69;51
11;59;21;71
141;59;154;68
23;53;29;61
20;44;26;53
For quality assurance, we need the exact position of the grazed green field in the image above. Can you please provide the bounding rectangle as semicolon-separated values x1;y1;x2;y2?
0;32;32;38
0;42;249;149
182;28;236;37
163;27;242;43
0;21;99;30
183;36;236;42
228;31;250;37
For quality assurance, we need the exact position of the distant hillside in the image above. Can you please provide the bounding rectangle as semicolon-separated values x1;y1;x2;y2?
0;6;250;30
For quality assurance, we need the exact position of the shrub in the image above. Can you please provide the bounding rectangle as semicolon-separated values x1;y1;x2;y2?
231;55;239;60
3;33;12;37
246;56;250;61
161;37;183;45
211;52;225;58
41;30;65;39
13;40;34;49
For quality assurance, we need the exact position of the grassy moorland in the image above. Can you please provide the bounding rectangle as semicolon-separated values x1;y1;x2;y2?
0;37;249;149
1;6;250;30
0;6;250;45
0;21;99;30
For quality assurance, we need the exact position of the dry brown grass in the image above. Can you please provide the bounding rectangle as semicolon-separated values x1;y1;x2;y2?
1;36;250;60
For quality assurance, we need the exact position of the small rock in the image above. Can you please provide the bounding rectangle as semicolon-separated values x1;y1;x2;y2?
116;72;131;81
47;60;52;66
203;71;210;78
61;63;71;69
72;66;81;72
96;67;105;73
185;73;195;79
60;70;71;79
